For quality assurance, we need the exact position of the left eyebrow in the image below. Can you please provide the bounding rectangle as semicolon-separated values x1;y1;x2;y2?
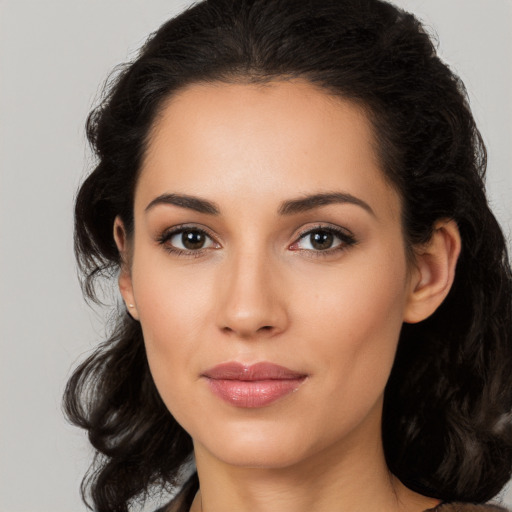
278;192;375;217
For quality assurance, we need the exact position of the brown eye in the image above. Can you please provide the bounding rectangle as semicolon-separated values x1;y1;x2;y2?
162;228;218;252
309;230;334;250
181;230;207;250
289;226;356;254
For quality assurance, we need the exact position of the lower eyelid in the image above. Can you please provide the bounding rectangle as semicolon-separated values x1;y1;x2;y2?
156;225;223;257
291;226;356;249
156;225;355;257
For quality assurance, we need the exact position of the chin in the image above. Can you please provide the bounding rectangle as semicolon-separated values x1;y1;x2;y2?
192;416;339;470
208;439;311;469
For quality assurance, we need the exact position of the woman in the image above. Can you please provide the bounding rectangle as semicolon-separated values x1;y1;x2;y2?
64;0;512;511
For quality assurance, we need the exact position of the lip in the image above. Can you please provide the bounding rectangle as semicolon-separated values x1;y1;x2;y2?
202;362;308;408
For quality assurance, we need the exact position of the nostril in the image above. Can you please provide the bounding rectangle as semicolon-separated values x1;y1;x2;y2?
259;326;273;331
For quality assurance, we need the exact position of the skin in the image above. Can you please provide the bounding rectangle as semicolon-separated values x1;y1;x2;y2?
115;80;460;512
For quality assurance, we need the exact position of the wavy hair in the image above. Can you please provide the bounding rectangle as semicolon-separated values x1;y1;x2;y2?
64;0;512;510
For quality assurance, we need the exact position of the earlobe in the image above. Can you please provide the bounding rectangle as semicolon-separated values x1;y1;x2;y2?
403;219;461;324
113;216;139;320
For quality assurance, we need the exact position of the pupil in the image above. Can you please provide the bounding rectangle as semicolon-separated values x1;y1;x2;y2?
311;230;333;250
182;231;205;250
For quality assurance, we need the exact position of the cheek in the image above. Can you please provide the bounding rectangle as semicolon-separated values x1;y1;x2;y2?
130;255;217;414
132;241;216;339
293;246;409;402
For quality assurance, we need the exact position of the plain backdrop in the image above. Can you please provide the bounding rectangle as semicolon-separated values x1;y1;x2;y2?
1;1;511;511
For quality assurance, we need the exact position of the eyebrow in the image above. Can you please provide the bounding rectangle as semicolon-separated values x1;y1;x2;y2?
145;193;220;215
278;192;375;216
145;191;374;217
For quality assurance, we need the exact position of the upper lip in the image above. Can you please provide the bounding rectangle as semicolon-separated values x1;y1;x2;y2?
202;362;307;381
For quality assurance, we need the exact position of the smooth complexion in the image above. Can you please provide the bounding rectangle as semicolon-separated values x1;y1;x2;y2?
115;81;460;512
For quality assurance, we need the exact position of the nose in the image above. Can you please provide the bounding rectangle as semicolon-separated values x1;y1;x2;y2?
215;250;289;339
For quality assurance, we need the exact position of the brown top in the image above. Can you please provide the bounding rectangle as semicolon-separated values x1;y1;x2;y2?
157;472;509;511
427;504;509;512
158;501;509;512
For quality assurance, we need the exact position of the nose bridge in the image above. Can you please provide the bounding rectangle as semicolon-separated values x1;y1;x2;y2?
216;243;287;338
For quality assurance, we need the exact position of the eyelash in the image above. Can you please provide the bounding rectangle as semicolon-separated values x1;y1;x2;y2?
290;224;357;258
156;224;357;258
156;224;218;258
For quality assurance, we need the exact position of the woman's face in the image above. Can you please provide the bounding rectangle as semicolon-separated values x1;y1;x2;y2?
120;80;420;469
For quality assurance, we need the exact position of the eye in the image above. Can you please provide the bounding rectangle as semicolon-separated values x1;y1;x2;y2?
170;229;215;250
300;229;338;251
289;226;356;254
157;226;219;255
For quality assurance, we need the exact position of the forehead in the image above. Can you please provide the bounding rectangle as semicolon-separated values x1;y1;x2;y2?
137;80;401;220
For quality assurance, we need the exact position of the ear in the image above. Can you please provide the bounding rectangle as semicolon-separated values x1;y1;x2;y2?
113;216;139;320
403;219;461;324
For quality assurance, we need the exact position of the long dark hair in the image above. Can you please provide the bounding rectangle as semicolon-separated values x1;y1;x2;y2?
64;0;512;510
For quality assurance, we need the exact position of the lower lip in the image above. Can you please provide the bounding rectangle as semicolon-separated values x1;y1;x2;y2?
205;378;306;408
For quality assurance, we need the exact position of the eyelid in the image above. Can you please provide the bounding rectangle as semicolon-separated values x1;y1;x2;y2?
294;222;354;240
288;223;357;253
156;223;221;255
155;222;356;258
157;223;219;240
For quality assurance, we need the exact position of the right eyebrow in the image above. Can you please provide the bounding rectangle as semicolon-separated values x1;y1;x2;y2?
144;193;220;215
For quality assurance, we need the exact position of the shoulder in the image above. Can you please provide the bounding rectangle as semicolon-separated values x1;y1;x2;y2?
427;504;510;512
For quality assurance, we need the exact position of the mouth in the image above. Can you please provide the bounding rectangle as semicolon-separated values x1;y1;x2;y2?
201;361;308;408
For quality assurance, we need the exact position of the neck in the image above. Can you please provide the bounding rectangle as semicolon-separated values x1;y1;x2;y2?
190;405;440;512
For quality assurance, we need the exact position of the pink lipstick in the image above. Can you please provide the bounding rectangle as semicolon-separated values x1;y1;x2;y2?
202;362;307;408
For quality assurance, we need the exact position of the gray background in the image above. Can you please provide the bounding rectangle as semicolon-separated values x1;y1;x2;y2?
0;1;511;510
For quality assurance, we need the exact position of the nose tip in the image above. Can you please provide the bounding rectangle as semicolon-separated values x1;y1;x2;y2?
218;300;286;339
216;258;288;339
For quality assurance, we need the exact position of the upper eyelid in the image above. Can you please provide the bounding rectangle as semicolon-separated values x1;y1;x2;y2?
290;224;357;252
156;222;355;248
157;225;221;256
159;223;218;240
294;223;354;239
